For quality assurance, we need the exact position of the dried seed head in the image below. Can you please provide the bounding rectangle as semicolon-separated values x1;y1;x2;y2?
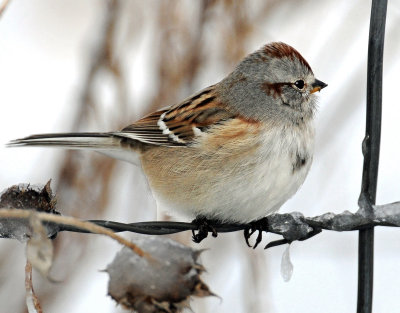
106;235;214;313
0;181;59;241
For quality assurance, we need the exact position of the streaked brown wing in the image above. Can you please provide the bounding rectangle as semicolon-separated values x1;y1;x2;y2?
115;85;236;147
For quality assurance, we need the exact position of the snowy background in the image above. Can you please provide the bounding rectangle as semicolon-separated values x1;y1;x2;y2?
0;0;399;312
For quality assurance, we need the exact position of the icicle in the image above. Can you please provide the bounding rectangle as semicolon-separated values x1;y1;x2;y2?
280;244;293;282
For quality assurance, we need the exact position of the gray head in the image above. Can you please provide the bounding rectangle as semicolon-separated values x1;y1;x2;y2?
217;42;327;124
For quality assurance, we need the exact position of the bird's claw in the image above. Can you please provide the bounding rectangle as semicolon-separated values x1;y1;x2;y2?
191;216;218;243
244;217;268;249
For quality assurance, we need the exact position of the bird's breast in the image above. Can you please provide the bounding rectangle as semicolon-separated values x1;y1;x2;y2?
140;119;315;223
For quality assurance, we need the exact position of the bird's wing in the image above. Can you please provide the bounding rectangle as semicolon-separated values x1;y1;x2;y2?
114;84;236;147
8;85;237;154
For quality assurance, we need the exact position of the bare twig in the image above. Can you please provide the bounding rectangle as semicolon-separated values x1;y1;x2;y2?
0;209;147;257
56;0;124;220
0;0;11;18
25;261;43;313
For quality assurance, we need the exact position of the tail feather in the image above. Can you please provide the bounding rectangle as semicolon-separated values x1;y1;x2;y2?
7;132;141;165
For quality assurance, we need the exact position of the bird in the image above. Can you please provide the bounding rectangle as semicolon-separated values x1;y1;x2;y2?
8;42;327;238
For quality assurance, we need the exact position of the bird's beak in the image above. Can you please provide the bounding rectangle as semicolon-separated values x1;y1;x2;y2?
310;79;328;94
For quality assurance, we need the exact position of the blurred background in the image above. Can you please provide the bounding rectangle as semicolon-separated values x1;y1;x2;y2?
0;0;399;312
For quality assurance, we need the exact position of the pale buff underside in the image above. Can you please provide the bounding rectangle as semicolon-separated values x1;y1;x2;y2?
140;118;314;223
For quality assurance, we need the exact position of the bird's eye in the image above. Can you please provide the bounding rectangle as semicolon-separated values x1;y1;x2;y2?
294;80;305;90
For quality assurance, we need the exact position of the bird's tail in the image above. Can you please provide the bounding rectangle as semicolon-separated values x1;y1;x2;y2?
7;132;140;165
8;132;116;149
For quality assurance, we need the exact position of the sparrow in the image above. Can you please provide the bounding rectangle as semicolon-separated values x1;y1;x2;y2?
8;42;327;226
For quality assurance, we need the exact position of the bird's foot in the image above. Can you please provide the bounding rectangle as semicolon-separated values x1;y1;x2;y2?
191;216;219;243
264;225;322;249
244;217;268;249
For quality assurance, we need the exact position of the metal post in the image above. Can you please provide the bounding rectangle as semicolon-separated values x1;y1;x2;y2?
357;0;388;312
